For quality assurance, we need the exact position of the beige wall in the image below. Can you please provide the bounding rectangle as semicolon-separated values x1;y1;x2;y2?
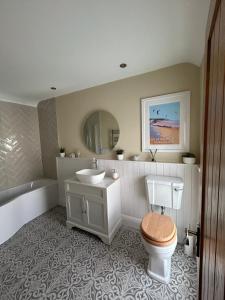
38;98;59;179
56;63;201;163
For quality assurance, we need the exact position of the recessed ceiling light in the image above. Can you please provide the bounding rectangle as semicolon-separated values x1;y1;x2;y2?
120;63;127;68
50;86;56;90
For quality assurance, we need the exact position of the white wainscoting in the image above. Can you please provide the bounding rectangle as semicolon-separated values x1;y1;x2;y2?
56;158;200;243
56;158;92;208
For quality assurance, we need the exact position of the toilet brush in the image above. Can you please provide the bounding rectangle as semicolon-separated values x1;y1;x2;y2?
184;227;189;246
184;227;194;256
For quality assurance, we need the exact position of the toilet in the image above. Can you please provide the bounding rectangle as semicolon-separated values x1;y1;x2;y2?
141;175;184;284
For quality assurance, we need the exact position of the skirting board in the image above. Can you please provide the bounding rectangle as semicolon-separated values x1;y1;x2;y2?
122;214;142;230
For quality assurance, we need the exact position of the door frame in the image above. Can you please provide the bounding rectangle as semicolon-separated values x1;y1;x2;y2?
199;0;223;298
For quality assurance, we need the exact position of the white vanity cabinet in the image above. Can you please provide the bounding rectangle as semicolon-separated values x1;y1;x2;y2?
64;177;121;244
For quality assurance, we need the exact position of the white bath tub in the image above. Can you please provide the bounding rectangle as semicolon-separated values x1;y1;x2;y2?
0;179;58;245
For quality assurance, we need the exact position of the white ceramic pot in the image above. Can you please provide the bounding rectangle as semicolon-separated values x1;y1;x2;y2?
183;157;196;164
132;155;140;161
60;152;65;158
117;154;124;160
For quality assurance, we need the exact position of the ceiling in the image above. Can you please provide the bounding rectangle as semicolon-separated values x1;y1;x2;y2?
0;0;210;106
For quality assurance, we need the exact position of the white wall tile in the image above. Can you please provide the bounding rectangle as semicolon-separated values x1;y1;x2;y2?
0;101;43;189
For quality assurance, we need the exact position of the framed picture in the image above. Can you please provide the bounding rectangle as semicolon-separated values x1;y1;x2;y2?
141;91;190;152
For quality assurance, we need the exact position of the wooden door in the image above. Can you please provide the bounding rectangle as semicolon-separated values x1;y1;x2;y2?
200;0;225;299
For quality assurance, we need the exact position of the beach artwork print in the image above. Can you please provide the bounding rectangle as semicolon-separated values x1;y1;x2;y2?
141;91;190;152
149;102;180;145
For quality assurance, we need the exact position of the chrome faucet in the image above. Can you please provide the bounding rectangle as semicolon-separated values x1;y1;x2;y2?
92;158;98;169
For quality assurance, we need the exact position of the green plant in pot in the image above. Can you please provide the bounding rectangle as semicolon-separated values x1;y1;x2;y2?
182;152;196;164
59;147;66;158
116;149;124;160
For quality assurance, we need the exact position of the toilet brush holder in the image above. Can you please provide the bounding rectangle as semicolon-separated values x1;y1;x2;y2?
184;235;194;256
184;226;196;257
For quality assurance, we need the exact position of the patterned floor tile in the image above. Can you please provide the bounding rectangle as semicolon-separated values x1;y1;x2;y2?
0;206;198;300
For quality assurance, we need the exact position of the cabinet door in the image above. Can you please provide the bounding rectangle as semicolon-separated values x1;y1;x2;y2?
85;195;106;233
66;193;85;224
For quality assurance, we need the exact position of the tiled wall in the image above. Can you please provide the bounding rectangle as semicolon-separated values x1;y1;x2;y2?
0;101;43;190
38;98;59;179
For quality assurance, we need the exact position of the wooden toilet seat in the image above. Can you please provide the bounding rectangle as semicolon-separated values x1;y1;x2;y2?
141;212;177;247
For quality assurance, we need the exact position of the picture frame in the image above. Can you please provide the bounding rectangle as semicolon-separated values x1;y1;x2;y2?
141;91;190;152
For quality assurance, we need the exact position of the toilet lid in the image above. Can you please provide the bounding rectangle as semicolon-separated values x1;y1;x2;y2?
141;212;176;243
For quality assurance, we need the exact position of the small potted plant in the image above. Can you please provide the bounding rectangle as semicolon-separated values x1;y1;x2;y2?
59;147;66;158
182;153;196;164
116;149;124;160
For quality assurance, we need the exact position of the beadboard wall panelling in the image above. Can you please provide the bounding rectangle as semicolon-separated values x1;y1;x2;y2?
38;98;59;179
57;158;200;243
0;101;43;190
56;157;92;207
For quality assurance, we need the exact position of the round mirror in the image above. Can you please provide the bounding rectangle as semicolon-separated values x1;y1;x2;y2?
83;111;120;154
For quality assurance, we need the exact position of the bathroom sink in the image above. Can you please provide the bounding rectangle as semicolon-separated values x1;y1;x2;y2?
75;169;105;184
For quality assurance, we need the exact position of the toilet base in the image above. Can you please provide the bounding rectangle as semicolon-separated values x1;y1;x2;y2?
142;236;177;284
147;255;171;284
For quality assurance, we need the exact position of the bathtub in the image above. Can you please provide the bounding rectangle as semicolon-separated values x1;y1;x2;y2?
0;179;58;245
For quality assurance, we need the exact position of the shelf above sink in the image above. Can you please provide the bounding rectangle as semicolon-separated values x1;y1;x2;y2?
75;169;105;184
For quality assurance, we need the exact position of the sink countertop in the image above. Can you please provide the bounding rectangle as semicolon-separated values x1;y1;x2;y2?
64;176;120;189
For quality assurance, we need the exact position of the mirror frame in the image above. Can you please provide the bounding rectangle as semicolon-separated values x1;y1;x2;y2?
82;110;120;154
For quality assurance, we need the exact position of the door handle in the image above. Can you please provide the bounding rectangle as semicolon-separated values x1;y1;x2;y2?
174;187;183;191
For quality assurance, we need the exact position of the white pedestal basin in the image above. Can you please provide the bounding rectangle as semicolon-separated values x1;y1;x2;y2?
75;169;105;184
